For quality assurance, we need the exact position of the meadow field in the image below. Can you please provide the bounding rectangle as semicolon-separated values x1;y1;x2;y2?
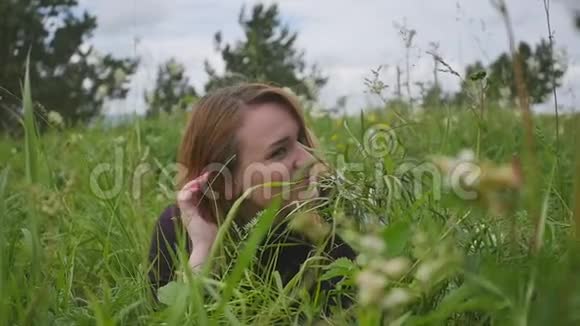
1;73;579;325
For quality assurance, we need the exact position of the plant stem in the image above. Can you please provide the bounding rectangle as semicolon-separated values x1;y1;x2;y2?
542;0;560;161
495;0;542;255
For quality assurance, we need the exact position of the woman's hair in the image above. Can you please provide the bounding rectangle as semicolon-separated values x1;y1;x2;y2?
176;83;319;224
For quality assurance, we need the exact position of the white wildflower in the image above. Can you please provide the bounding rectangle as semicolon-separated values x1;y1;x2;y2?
378;257;411;279
415;259;444;284
382;288;413;309
360;235;386;254
47;111;64;128
356;269;387;305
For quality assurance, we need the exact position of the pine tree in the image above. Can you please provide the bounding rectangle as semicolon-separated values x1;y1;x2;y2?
204;3;326;100
145;58;197;117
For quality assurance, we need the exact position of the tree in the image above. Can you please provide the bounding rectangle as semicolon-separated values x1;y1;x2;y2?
0;0;137;133
204;3;326;100
145;58;197;117
454;40;566;107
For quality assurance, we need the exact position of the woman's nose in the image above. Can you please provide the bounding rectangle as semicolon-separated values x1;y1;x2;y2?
293;143;314;170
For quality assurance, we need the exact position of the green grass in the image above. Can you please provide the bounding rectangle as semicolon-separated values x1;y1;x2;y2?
1;80;579;325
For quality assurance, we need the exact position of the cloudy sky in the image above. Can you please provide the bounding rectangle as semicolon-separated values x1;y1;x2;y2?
77;0;580;115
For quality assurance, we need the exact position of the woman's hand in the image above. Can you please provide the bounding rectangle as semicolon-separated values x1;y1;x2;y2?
177;172;217;270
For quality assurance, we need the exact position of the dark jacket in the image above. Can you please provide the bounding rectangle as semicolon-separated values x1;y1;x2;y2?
147;204;357;306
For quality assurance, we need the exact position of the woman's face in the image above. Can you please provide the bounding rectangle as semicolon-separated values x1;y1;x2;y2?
232;102;318;210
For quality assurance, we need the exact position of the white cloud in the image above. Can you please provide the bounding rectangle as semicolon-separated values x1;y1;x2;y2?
78;0;580;115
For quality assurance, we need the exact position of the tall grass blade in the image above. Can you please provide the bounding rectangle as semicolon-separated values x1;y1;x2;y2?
573;116;580;241
214;197;282;321
22;52;40;185
21;53;44;317
0;167;9;324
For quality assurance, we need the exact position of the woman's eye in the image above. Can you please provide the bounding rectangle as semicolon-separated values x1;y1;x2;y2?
271;147;288;159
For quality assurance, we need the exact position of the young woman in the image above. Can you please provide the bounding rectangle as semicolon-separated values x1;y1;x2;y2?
147;83;356;298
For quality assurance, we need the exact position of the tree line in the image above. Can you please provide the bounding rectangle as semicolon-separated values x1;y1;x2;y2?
0;1;578;134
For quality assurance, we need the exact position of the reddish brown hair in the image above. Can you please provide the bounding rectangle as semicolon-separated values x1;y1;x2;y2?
176;83;319;223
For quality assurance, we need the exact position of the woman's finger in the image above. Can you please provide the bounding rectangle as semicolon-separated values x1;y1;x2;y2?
178;172;211;200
